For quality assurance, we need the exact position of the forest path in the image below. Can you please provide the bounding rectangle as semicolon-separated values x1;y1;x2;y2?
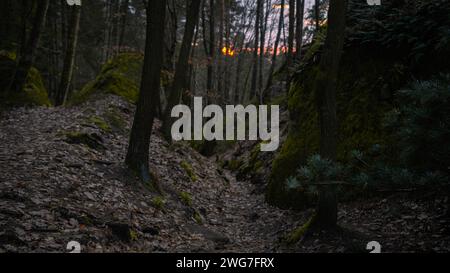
1;95;449;253
0;95;302;252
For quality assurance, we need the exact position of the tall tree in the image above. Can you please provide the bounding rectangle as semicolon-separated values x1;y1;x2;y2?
125;0;167;186
8;0;50;94
314;0;320;32
161;0;179;115
233;9;248;104
217;0;225;101
0;0;14;49
295;0;305;61
102;0;112;62
250;0;262;100
286;0;296;68
112;0;121;55
258;0;269;100
118;0;130;52
314;0;348;229
264;0;285;98
163;0;178;74
223;0;231;102
55;1;82;106
185;22;200;105
162;0;202;140
202;0;216;104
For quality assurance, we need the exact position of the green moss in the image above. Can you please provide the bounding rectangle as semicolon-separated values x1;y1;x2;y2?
180;161;198;182
267;77;315;206
193;211;203;224
179;191;192;206
0;52;51;107
302;29;326;64
267;47;393;209
64;131;105;150
253;161;263;172
129;229;138;241
268;94;287;107
161;69;174;87
235;143;266;179
104;107;127;132
87;116;111;132
0;50;16;60
22;67;51;106
227;159;243;171
189;139;218;156
151;196;165;210
285;214;316;245
69;53;143;105
250;144;261;162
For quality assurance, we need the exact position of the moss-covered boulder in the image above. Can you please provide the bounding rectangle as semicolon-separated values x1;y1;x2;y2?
0;51;51;107
266;48;399;209
266;0;450;209
69;53;143;105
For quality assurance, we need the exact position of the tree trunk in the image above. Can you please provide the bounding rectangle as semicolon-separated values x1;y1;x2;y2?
233;30;246;104
105;0;114;61
314;0;320;32
258;0;268;102
295;0;305;61
118;0;130;52
125;0;167;187
162;0;202;140
223;0;231;102
217;0;225;102
163;0;178;73
161;0;179;115
184;22;200;105
250;0;262;100
18;0;30;69
60;0;68;53
0;0;11;49
102;0;112;63
207;0;216;104
8;0;50;95
112;0;121;55
48;0;61;98
314;0;348;229
264;0;285;100
55;3;81;106
286;0;295;68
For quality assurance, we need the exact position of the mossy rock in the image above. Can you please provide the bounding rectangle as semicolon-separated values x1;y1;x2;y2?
104;107;127;132
86;116;111;132
0;52;51;107
69;53;143;105
267;47;395;209
64;131;106;150
227;159;243;172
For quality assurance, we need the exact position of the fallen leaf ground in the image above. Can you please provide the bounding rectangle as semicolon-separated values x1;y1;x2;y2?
0;95;449;253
